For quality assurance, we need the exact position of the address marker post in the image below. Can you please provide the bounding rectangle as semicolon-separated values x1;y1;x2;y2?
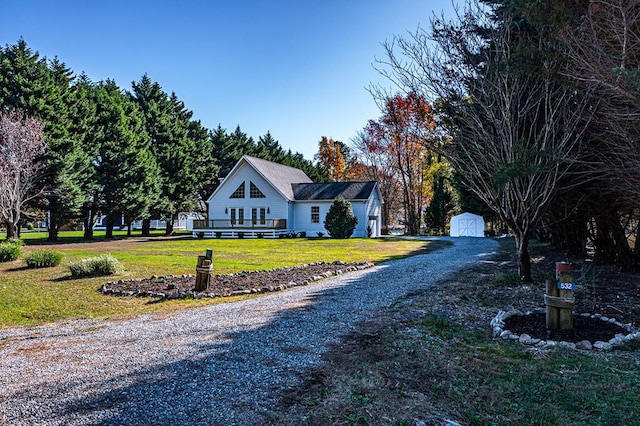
545;262;575;330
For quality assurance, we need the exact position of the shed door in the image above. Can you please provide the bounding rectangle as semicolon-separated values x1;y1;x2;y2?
459;218;476;236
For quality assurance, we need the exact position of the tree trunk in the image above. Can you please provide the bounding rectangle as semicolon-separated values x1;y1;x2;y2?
105;214;114;239
5;220;18;239
515;232;532;282
141;218;151;237
46;207;59;241
165;215;175;236
83;209;95;240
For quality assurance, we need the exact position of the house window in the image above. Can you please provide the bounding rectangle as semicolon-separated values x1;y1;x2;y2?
238;208;244;225
250;181;266;198
311;206;320;224
230;182;245;198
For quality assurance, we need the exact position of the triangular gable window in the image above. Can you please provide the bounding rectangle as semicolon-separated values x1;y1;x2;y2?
250;181;266;198
230;181;245;198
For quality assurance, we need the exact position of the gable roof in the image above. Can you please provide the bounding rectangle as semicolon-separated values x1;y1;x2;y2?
243;155;312;200
292;181;378;201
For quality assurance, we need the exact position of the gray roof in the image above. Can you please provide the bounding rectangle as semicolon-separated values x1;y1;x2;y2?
292;181;378;201
243;155;312;200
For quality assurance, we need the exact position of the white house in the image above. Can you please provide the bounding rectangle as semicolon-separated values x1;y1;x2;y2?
192;155;383;238
449;212;485;237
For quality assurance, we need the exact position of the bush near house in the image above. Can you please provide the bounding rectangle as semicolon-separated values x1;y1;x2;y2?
324;197;358;238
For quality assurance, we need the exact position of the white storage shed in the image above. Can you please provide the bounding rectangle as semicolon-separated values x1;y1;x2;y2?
449;212;485;237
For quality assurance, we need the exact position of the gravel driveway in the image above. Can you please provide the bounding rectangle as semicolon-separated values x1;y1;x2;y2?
0;237;498;425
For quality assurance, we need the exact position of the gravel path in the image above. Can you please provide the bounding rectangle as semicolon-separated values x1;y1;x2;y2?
0;237;498;425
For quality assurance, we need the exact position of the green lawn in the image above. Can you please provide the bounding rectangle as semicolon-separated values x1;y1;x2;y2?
0;232;445;328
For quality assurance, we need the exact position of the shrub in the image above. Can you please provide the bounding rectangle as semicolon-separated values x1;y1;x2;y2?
324;197;358;238
25;249;63;268
298;231;306;238
69;254;123;277
27;222;35;231
0;239;23;262
316;232;325;238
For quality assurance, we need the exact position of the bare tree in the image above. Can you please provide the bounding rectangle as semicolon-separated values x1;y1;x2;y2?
0;109;46;238
375;1;592;280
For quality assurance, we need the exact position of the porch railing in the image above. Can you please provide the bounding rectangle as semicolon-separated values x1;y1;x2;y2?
192;219;287;230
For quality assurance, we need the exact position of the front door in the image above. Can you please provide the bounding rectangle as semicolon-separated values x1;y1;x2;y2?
230;208;244;226
252;208;266;226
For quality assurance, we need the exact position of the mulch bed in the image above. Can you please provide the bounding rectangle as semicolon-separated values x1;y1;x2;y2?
494;246;640;345
101;261;373;299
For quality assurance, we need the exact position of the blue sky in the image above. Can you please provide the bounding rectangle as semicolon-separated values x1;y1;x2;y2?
2;1;456;161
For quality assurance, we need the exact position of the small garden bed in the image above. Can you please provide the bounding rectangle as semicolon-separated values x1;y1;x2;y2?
101;261;374;300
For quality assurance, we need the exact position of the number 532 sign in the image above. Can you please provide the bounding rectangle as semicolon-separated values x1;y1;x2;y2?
557;282;575;291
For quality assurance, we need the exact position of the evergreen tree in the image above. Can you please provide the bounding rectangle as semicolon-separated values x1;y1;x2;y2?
324;197;358;238
92;80;160;238
0;40;91;240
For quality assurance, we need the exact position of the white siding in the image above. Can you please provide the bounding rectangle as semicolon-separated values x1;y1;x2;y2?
293;201;333;236
293;196;382;238
208;162;289;223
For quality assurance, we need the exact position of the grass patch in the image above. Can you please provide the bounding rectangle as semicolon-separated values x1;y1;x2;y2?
0;233;446;328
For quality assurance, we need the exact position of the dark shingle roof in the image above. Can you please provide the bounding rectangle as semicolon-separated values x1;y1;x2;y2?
292;181;378;201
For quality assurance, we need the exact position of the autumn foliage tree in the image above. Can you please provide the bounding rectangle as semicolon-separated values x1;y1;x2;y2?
358;92;439;235
315;136;347;181
0;109;46;238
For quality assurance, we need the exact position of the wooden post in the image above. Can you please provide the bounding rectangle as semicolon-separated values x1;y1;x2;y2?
195;249;213;291
545;262;575;330
545;279;559;330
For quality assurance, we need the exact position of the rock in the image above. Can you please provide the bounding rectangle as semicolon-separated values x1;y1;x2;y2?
594;341;612;350
609;336;623;345
493;327;503;337
576;340;593;350
558;341;576;350
518;334;533;344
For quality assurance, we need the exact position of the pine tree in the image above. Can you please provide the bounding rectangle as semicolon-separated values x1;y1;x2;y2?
324;197;358;238
92;80;160;238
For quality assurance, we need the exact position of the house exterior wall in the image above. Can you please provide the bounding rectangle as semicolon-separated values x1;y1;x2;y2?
293;201;333;236
207;162;290;225
293;195;383;238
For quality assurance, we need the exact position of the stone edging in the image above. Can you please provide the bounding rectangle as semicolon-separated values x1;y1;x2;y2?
491;308;640;351
100;261;375;300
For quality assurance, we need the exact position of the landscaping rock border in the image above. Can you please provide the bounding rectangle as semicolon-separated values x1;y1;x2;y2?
491;309;640;351
100;261;375;300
